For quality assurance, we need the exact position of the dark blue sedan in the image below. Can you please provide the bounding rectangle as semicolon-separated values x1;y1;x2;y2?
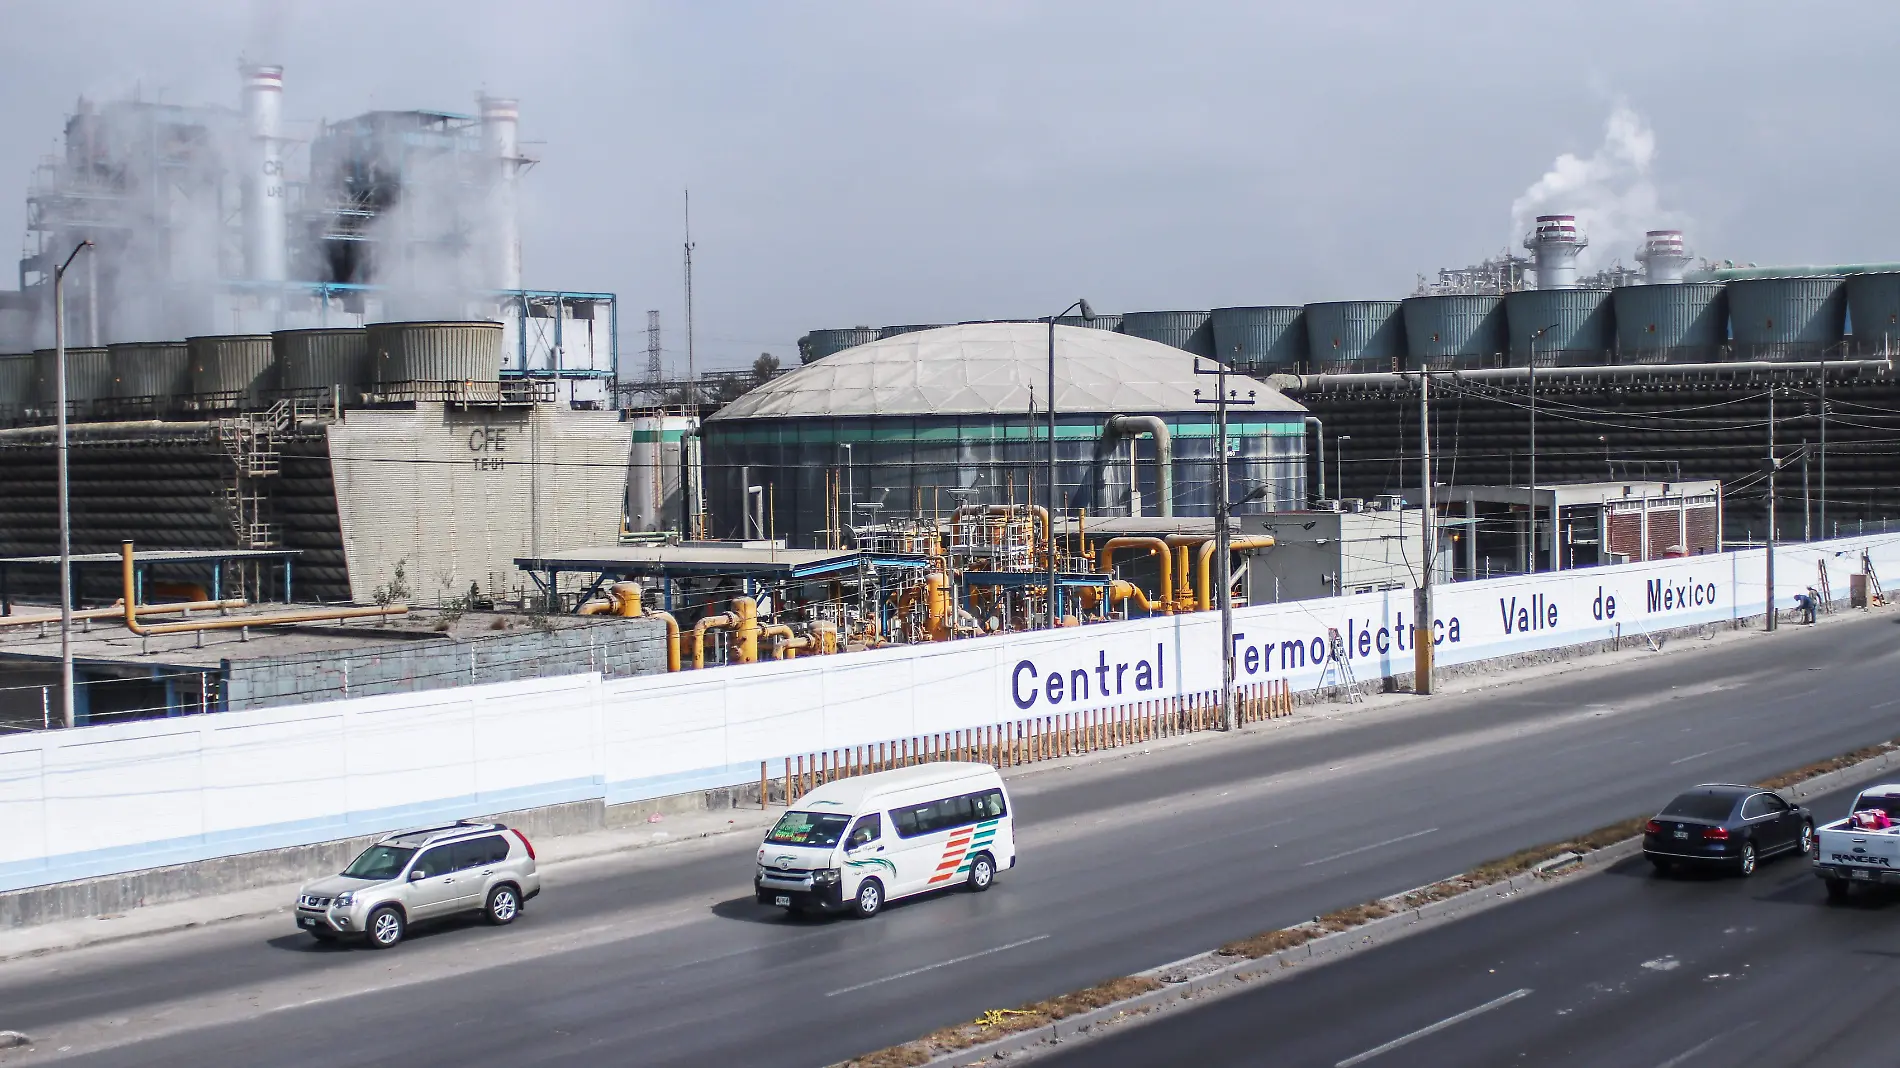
1643;783;1814;877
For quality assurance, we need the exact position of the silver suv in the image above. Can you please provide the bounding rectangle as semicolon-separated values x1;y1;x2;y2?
294;821;541;949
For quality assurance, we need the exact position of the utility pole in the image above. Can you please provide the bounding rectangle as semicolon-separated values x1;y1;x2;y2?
1415;369;1435;695
1197;350;1256;730
1766;386;1778;631
1818;346;1828;539
683;191;696;409
53;240;91;729
1044;299;1092;629
1528;324;1557;574
1802;438;1811;541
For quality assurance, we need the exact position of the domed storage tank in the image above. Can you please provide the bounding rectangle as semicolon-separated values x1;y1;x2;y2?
1304;300;1406;372
1120;310;1214;357
0;352;34;420
34;347;111;414
187;334;277;406
275;328;371;402
1211;306;1306;375
1845;272;1900;355
1401;295;1506;370
1612;283;1727;364
367;321;503;384
1726;276;1846;361
1505;289;1614;366
798;327;879;364
108;342;191;412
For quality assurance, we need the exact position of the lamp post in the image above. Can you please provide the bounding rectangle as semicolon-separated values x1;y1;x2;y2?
1528;324;1557;575
1335;435;1351;502
53;240;92;729
1196;351;1257;731
1045;299;1092;629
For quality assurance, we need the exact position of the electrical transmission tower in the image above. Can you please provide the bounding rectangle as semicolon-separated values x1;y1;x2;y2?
646;310;662;383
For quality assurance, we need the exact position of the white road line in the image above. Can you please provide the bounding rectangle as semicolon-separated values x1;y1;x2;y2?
1335;988;1532;1066
823;935;1050;997
1653;1022;1752;1068
1875;698;1900;710
1154;816;1297;855
1302;828;1440;867
1669;741;1747;765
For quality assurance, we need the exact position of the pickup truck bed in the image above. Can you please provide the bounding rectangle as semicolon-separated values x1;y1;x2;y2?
1813;785;1900;896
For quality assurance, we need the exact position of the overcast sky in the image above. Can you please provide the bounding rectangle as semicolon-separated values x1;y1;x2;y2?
0;1;1887;372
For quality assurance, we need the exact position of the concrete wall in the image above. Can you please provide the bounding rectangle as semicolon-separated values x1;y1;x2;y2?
223;616;667;709
3;533;1897;910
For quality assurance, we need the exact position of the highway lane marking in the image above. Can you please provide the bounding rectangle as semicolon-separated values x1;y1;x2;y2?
1154;815;1297;855
1875;698;1900;710
1302;828;1440;867
1653;1022;1753;1068
823;935;1050;997
1334;988;1532;1066
1669;742;1748;765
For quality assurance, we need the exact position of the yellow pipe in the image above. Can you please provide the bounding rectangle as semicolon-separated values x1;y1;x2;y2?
609;581;644;616
691;611;738;670
761;623;797;659
813;621;839;655
577;599;614;616
1098;536;1174;614
733;596;760;663
1195;536;1277;611
121;542;405;636
648;610;681;672
1166;535;1214;607
0;597;249;629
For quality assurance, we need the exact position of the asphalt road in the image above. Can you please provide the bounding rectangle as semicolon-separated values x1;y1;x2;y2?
5;614;1900;1068
1047;775;1900;1068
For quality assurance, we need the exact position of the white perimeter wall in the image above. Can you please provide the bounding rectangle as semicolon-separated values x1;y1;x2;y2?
3;536;1895;893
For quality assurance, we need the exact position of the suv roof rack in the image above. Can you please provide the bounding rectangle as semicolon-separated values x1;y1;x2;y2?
378;820;506;845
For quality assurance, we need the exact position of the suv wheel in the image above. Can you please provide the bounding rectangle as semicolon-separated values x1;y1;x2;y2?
485;884;520;926
852;878;883;919
967;853;996;893
366;906;405;949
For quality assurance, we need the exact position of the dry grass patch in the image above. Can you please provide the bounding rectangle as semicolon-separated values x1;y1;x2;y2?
1219;925;1318;959
1760;741;1898;791
841;976;1166;1067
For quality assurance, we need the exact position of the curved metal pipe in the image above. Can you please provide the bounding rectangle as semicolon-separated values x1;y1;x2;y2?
691;612;738;670
1106;415;1173;517
761;623;798;659
120;542;404;636
1195;536;1276;611
1097;536;1173;614
0;597;248;629
648;610;681;672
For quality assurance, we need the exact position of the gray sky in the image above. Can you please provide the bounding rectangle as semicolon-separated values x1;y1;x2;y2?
0;1;1887;373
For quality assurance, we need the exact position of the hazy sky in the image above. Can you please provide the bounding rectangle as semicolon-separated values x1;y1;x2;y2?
0;1;1887;373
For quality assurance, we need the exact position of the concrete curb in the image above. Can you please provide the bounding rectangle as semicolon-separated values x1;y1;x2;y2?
889;743;1900;1067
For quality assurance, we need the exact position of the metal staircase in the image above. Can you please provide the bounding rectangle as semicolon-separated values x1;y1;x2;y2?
216;401;293;550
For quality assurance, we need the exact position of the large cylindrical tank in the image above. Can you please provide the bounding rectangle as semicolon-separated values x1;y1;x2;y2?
1401;295;1506;370
108;342;192;410
1612;283;1728;364
368;321;504;383
0;352;34;418
1054;312;1124;332
1845;272;1900;356
1505;289;1614;366
275;328;371;400
798;327;879;364
1120;310;1214;357
34;347;112;410
1726;276;1846;361
1304;300;1406;372
1210;306;1306;374
187;334;277;404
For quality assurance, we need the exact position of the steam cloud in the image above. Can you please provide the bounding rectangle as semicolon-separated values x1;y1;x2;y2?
1510;105;1684;272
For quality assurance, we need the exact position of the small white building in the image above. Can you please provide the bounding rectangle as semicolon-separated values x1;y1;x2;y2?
1244;500;1444;602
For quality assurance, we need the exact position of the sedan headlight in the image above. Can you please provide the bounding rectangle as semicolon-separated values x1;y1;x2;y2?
333;892;353;908
812;868;841;885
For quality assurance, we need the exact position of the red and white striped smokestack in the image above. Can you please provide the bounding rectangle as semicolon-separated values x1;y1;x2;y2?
1523;214;1587;290
241;64;287;284
1636;230;1691;284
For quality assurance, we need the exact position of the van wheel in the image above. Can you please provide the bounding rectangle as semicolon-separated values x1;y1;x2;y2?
852;878;883;918
967;853;996;893
484;884;520;926
366;906;405;949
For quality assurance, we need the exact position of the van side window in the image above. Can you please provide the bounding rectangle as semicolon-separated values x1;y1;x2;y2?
893;788;1008;838
847;814;881;849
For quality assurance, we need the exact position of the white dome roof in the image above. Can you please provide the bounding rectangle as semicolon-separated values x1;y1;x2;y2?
710;322;1306;421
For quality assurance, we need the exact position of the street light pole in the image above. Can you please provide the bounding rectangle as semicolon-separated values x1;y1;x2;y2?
1197;352;1257;730
53;240;92;729
1336;435;1351;504
1415;369;1435;695
1045;299;1092;629
1528;324;1557;575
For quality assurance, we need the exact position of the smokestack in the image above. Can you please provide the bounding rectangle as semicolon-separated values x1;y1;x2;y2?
1636;230;1691;284
241;64;287;284
1523;214;1587;290
481;95;523;293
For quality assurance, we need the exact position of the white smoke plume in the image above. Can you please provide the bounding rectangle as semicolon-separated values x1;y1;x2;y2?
1510;105;1684;274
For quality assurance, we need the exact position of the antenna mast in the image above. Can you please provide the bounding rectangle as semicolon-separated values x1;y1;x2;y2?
683;190;696;405
645;309;662;384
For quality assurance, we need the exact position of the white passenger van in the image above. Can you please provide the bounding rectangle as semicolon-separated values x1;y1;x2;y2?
754;762;1014;918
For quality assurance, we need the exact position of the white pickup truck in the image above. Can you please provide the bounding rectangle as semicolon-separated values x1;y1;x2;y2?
1814;784;1900;900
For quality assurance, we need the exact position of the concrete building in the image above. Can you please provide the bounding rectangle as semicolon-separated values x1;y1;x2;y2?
1245;501;1438;602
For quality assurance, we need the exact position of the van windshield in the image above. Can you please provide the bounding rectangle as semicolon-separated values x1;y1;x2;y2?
766;812;850;849
342;845;415;880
